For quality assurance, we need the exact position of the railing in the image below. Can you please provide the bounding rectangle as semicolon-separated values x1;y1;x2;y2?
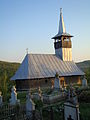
0;103;41;120
0;104;17;120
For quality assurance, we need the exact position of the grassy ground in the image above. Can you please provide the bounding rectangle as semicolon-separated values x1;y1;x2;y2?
1;86;90;120
17;91;26;104
80;103;90;120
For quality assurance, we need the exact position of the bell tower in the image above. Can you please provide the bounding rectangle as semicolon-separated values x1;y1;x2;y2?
52;8;73;61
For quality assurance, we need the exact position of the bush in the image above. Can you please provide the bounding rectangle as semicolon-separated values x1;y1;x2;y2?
34;99;43;110
79;91;90;103
17;92;27;103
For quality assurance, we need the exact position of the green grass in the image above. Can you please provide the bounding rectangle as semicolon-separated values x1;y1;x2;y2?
42;103;64;120
80;103;90;120
17;91;27;104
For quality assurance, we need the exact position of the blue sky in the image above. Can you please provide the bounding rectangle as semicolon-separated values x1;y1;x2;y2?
0;0;90;62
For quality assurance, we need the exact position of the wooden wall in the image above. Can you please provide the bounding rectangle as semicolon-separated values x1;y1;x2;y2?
16;76;81;90
16;78;52;90
60;76;81;87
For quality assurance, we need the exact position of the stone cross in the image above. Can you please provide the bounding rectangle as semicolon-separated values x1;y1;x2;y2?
26;91;35;116
82;78;87;87
68;84;78;104
10;86;20;105
51;85;54;89
38;86;42;97
38;86;43;101
54;72;61;90
64;84;80;120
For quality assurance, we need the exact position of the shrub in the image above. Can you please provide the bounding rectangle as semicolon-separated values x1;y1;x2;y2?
78;91;90;103
34;99;43;110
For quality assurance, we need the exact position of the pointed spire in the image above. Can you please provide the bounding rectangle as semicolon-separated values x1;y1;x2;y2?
52;8;73;39
58;8;66;34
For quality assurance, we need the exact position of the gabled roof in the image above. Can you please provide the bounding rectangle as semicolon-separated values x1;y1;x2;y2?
11;54;84;80
52;8;73;39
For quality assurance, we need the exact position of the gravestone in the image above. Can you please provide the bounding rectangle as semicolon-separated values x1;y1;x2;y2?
51;85;54;89
9;86;20;105
0;91;2;106
82;78;87;87
38;86;43;101
26;91;35;117
64;84;80;120
38;86;42;97
54;72;61;90
32;87;43;101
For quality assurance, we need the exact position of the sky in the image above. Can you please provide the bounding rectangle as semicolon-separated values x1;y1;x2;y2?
0;0;90;63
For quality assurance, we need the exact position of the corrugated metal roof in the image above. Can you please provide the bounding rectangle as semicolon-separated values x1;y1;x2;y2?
11;54;84;80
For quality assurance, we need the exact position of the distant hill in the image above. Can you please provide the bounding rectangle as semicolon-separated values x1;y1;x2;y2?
0;61;20;96
0;61;20;80
76;60;90;72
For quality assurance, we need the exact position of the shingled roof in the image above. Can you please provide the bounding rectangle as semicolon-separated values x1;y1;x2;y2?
11;54;84;80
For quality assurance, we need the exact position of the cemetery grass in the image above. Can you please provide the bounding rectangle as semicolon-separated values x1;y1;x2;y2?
80;103;90;119
1;88;90;120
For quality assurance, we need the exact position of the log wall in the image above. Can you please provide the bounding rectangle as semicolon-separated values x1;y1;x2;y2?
16;76;81;90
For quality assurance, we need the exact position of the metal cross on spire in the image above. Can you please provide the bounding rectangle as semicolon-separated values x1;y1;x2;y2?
26;48;28;54
60;8;62;15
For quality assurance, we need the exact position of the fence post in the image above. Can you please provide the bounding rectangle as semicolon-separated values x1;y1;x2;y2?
40;108;43;120
50;107;54;120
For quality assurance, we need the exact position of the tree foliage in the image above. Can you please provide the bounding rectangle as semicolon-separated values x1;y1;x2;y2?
0;61;20;101
86;67;90;84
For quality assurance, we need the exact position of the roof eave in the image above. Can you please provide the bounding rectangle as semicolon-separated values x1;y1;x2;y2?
52;35;73;39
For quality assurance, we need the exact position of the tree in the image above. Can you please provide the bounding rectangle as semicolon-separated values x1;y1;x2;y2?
0;71;8;101
86;68;90;84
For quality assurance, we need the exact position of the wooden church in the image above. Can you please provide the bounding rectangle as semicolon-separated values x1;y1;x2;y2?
11;9;84;90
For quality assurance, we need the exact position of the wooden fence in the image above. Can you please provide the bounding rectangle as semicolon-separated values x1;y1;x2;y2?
0;103;42;120
0;103;64;120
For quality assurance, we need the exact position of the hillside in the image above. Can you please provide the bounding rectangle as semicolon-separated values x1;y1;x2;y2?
76;60;90;72
0;61;20;100
0;61;20;80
